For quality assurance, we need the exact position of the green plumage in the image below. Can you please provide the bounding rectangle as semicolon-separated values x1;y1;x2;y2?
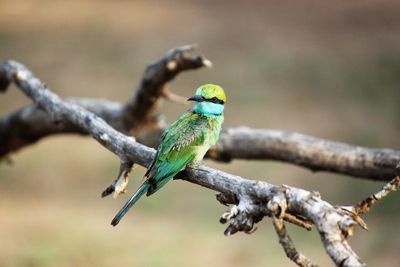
111;84;226;226
146;111;224;195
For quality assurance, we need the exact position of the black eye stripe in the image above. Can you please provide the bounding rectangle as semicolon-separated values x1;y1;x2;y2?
203;97;224;104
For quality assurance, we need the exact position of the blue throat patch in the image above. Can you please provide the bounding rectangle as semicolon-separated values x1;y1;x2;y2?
193;102;224;116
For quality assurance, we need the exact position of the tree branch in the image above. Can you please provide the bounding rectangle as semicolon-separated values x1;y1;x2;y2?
354;175;400;215
0;98;122;156
0;59;381;266
271;198;317;267
119;44;212;129
2;46;399;182
207;127;400;181
0;45;210;154
188;165;368;266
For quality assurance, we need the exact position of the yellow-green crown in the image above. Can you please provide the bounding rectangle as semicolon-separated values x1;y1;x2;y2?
195;84;226;103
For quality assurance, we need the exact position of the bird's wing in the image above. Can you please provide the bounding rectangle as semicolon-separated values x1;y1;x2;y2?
145;112;209;195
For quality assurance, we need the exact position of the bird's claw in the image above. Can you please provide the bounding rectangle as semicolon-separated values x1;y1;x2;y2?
187;161;201;169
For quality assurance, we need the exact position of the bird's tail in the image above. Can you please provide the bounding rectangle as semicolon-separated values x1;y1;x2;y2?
111;182;150;226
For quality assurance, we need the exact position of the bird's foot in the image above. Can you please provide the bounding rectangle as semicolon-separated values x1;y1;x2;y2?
187;161;201;169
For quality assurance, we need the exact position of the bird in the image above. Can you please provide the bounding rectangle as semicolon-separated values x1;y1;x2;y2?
111;84;226;226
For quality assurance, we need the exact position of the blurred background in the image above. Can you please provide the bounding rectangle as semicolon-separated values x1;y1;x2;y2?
1;1;399;266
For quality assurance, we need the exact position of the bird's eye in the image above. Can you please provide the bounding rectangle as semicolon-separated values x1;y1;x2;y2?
211;97;217;103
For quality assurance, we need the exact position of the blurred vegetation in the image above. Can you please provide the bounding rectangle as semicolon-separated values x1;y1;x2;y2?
0;1;399;266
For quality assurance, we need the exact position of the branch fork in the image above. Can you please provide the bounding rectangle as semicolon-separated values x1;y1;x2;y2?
1;46;399;267
269;194;317;267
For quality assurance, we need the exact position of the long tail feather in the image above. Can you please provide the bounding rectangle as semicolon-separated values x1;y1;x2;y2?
111;182;150;226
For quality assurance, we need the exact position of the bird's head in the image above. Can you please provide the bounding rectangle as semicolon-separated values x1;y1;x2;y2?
188;84;226;116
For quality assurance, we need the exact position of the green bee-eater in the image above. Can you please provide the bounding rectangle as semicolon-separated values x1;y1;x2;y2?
111;84;226;226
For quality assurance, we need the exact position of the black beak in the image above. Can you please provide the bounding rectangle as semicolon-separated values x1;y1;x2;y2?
187;95;203;102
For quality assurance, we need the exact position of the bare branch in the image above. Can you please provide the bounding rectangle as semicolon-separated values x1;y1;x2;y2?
120;44;212;129
4;104;397;183
183;168;366;266
1;50;399;181
355;176;400;215
0;59;373;267
272;216;317;267
338;175;400;231
270;194;317;267
162;86;190;105
282;213;313;231
208;127;400;181
0;45;210;156
0;98;121;156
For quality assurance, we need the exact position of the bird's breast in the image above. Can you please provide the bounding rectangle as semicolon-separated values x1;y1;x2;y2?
192;144;210;163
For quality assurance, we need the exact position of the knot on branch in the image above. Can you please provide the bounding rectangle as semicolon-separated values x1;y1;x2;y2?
219;194;266;236
268;194;287;219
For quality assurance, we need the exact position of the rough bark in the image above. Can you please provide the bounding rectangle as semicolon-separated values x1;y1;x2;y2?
0;58;381;267
0;45;211;156
208;127;400;181
1;51;399;266
1;57;399;180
